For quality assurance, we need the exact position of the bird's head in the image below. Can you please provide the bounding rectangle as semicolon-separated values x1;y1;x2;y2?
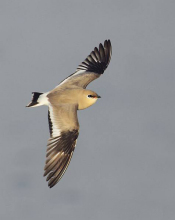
78;90;101;110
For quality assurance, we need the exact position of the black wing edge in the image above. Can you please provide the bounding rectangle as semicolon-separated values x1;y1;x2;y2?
77;39;112;74
48;110;53;136
43;130;79;188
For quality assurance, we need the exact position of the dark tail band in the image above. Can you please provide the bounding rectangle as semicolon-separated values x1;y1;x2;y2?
26;92;43;107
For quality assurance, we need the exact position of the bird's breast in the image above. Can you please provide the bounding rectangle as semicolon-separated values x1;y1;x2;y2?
78;97;98;110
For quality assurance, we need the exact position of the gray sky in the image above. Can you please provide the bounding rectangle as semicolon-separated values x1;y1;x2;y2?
0;0;175;219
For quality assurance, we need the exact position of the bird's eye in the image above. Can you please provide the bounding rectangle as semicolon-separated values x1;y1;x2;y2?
88;95;93;98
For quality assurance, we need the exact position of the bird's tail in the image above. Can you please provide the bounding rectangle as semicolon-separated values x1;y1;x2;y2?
26;92;48;107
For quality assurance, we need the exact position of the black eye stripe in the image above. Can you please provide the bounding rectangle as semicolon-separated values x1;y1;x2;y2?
88;95;95;98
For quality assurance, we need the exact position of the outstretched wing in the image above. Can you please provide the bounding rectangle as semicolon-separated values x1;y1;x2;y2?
44;103;79;188
55;40;112;89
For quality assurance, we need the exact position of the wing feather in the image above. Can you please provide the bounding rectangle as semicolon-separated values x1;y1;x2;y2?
44;130;79;188
44;104;79;188
54;40;112;89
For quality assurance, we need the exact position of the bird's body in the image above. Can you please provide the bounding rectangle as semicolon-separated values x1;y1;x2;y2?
48;89;99;110
27;40;112;188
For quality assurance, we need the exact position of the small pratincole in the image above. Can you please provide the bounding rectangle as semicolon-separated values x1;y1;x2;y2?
27;40;112;188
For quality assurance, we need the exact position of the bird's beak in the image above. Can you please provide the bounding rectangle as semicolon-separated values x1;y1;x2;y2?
97;95;101;98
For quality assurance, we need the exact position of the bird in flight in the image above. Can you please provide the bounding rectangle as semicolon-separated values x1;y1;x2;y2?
27;40;112;188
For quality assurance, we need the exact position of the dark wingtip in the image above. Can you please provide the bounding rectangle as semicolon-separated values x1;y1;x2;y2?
77;39;112;74
44;130;79;188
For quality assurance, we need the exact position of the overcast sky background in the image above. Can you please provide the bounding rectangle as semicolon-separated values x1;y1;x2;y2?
0;0;174;219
